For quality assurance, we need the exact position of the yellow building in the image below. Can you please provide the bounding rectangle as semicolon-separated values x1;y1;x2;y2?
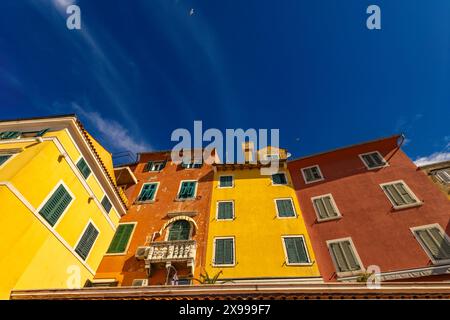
418;161;450;200
0;114;129;299
204;144;322;283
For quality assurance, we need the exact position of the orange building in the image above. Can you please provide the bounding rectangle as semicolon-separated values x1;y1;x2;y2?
93;150;214;286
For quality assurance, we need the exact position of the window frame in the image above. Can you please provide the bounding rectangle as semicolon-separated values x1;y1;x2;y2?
136;182;160;203
359;151;388;170
105;222;137;256
326;237;365;278
274;198;297;219
301;165;324;184
218;175;234;188
74;219;100;261
410;224;450;265
212;236;236;267
75;156;92;179
176;180;198;201
311;193;342;222
36;180;76;228
100;195;113;214
271;172;288;186
380;180;422;210
216;200;235;221
434;169;450;184
165;220;193;241
281;235;312;266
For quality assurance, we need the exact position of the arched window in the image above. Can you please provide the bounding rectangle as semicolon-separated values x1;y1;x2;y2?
168;220;191;241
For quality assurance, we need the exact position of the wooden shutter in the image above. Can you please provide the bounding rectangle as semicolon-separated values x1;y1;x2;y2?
0;131;21;139
76;158;91;179
341;241;360;270
383;184;405;206
330;243;348;272
223;238;234;264
416;228;450;261
313;198;328;219
394;183;416;204
101;196;112;213
277;200;295;217
215;239;225;264
285;237;309;264
435;170;450;183
143;161;153;172
215;238;234;265
39;184;73;226
168;220;190;241
304;168;314;182
323;196;338;217
138;183;156;201
75;223;99;260
220;176;232;187
218;202;233;219
107;224;135;253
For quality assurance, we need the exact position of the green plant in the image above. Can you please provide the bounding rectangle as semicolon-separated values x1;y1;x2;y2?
192;270;232;285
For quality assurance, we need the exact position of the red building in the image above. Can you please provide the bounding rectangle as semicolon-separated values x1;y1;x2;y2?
288;135;450;282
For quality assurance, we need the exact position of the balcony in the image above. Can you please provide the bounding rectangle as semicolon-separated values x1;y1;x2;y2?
136;240;197;276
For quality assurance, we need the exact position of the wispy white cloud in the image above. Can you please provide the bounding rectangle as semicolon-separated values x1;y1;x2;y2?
414;152;450;166
71;102;152;154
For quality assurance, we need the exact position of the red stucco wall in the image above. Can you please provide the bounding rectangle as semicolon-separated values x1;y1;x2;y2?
288;136;450;282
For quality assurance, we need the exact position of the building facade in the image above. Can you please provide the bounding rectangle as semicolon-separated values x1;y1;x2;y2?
0;115;128;299
94;150;215;286
288;135;450;282
419;161;450;201
203;144;321;283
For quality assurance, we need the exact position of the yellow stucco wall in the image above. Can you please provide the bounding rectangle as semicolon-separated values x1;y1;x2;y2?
205;167;321;281
0;128;120;299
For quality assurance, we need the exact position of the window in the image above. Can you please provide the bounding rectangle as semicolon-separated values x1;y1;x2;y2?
175;278;192;285
177;181;197;200
143;161;166;172
219;175;233;188
272;173;287;185
301;165;324;183
101;195;112;213
381;181;420;209
168;220;191;241
275;199;296;218
214;237;235;266
312;194;341;221
327;238;363;275
217;201;234;220
412;225;450;264
76;157;91;179
38;183;73;226
181;161;202;169
0;154;12;166
75;222;99;260
107;223;135;254
435;169;450;184
0;131;20;140
265;154;280;161
137;183;158;202
282;236;310;265
20;128;49;138
359;151;387;169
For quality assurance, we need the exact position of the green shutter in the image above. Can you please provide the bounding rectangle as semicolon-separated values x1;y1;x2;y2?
75;223;99;260
101;196;112;213
218;202;233;220
168;220;191;241
107;224;134;253
138;183;157;202
272;173;287;185
277;199;295;217
284;237;309;264
215;238;234;265
0;154;12;166
0;131;21;140
143;161;153;172
36;128;49;137
76;158;91;179
39;184;73;226
394;183;416;204
220;176;233;187
179;181;196;199
383;184;405;206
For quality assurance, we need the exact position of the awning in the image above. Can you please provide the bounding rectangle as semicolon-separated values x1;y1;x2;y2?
159;216;198;236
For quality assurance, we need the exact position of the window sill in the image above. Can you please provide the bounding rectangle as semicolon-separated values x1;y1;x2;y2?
276;215;298;219
175;197;196;202
304;178;325;185
135;200;156;205
316;216;342;223
104;252;127;256
285;262;314;266
212;263;235;268
392;201;423;211
336;269;365;279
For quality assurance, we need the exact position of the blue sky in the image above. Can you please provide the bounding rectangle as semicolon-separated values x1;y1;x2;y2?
0;0;449;165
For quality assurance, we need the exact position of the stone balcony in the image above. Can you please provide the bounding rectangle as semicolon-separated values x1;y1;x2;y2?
136;240;197;276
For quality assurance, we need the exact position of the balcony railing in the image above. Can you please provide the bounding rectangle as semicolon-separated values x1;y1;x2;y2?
136;240;197;276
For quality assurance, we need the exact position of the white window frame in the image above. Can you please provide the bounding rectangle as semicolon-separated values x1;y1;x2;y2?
410;224;450;265
212;236;236;267
136;182;160;203
218;175;234;189
0;152;18;169
311;193;342;222
35;180;76;229
274;198;297;219
74;219;100;262
281;235;312;266
301;165;324;184
271;172;288;186
105;222;137;256
326;237;365;278
176;180;198;201
216;200;235;221
380;180;422;210
359;151;388;170
434;169;450;184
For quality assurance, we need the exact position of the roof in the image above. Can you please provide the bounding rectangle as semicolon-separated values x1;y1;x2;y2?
418;160;450;170
289;134;403;163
